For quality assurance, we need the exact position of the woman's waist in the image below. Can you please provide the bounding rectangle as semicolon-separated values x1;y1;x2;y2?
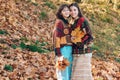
60;35;72;44
72;47;92;54
60;43;72;47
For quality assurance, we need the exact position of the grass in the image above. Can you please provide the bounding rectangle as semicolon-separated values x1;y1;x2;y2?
91;45;100;51
116;24;120;32
39;11;48;20
0;39;6;43
117;36;120;45
28;40;49;53
26;44;49;53
44;1;56;9
90;14;95;24
114;58;120;63
25;42;49;53
32;2;38;6
20;37;29;42
11;44;17;49
95;52;105;58
9;37;50;53
0;30;8;35
99;15;113;23
4;64;13;72
1;52;8;54
20;42;26;49
11;39;50;53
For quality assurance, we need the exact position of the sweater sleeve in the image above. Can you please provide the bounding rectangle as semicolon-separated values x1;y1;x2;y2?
81;20;93;44
53;20;63;56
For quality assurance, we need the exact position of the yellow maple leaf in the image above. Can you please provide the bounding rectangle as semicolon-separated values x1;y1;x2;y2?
71;27;85;44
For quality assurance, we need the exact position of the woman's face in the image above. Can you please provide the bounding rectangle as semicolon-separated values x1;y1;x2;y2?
70;6;79;19
61;7;70;18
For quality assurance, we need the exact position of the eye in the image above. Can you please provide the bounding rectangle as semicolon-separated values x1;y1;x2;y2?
74;9;76;11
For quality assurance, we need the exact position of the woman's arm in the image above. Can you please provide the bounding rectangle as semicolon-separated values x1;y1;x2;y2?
81;19;93;44
53;20;63;57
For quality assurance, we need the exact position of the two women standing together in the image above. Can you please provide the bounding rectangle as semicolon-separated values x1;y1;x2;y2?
53;3;93;80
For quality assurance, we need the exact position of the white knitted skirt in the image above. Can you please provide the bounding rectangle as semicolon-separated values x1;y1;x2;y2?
71;53;93;80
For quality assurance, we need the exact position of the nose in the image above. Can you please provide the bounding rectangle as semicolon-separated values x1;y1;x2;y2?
70;11;73;14
71;11;75;15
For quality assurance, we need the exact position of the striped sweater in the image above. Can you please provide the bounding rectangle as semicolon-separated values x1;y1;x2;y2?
53;19;72;56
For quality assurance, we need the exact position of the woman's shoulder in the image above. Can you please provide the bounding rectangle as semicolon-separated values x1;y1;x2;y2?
78;17;90;24
78;17;86;22
76;17;85;26
55;19;63;25
54;19;64;28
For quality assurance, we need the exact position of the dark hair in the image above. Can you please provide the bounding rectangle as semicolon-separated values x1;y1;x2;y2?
69;3;83;17
56;4;69;19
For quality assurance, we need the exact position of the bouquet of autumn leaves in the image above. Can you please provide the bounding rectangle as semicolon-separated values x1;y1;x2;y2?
55;56;70;70
71;27;85;44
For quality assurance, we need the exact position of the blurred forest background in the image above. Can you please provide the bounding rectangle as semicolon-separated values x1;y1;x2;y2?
0;0;120;80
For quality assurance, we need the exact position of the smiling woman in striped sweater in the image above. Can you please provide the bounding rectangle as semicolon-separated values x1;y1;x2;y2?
53;4;73;80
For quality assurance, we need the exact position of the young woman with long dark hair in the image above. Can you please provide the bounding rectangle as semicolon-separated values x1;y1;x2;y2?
53;4;73;80
69;3;93;80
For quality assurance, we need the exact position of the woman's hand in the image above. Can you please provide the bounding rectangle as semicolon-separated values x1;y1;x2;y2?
57;56;64;61
57;53;62;57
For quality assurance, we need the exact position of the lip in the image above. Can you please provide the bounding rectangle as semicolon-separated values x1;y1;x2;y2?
71;13;77;17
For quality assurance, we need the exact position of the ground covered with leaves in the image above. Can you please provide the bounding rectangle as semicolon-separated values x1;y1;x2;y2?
0;0;120;80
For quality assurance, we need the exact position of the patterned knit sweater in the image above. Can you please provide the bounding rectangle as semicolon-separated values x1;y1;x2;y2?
53;19;72;56
71;17;93;54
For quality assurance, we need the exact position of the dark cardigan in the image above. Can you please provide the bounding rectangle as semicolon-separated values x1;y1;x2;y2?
71;17;93;54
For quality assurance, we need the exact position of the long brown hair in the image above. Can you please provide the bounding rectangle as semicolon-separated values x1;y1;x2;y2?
69;3;83;18
56;4;69;19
